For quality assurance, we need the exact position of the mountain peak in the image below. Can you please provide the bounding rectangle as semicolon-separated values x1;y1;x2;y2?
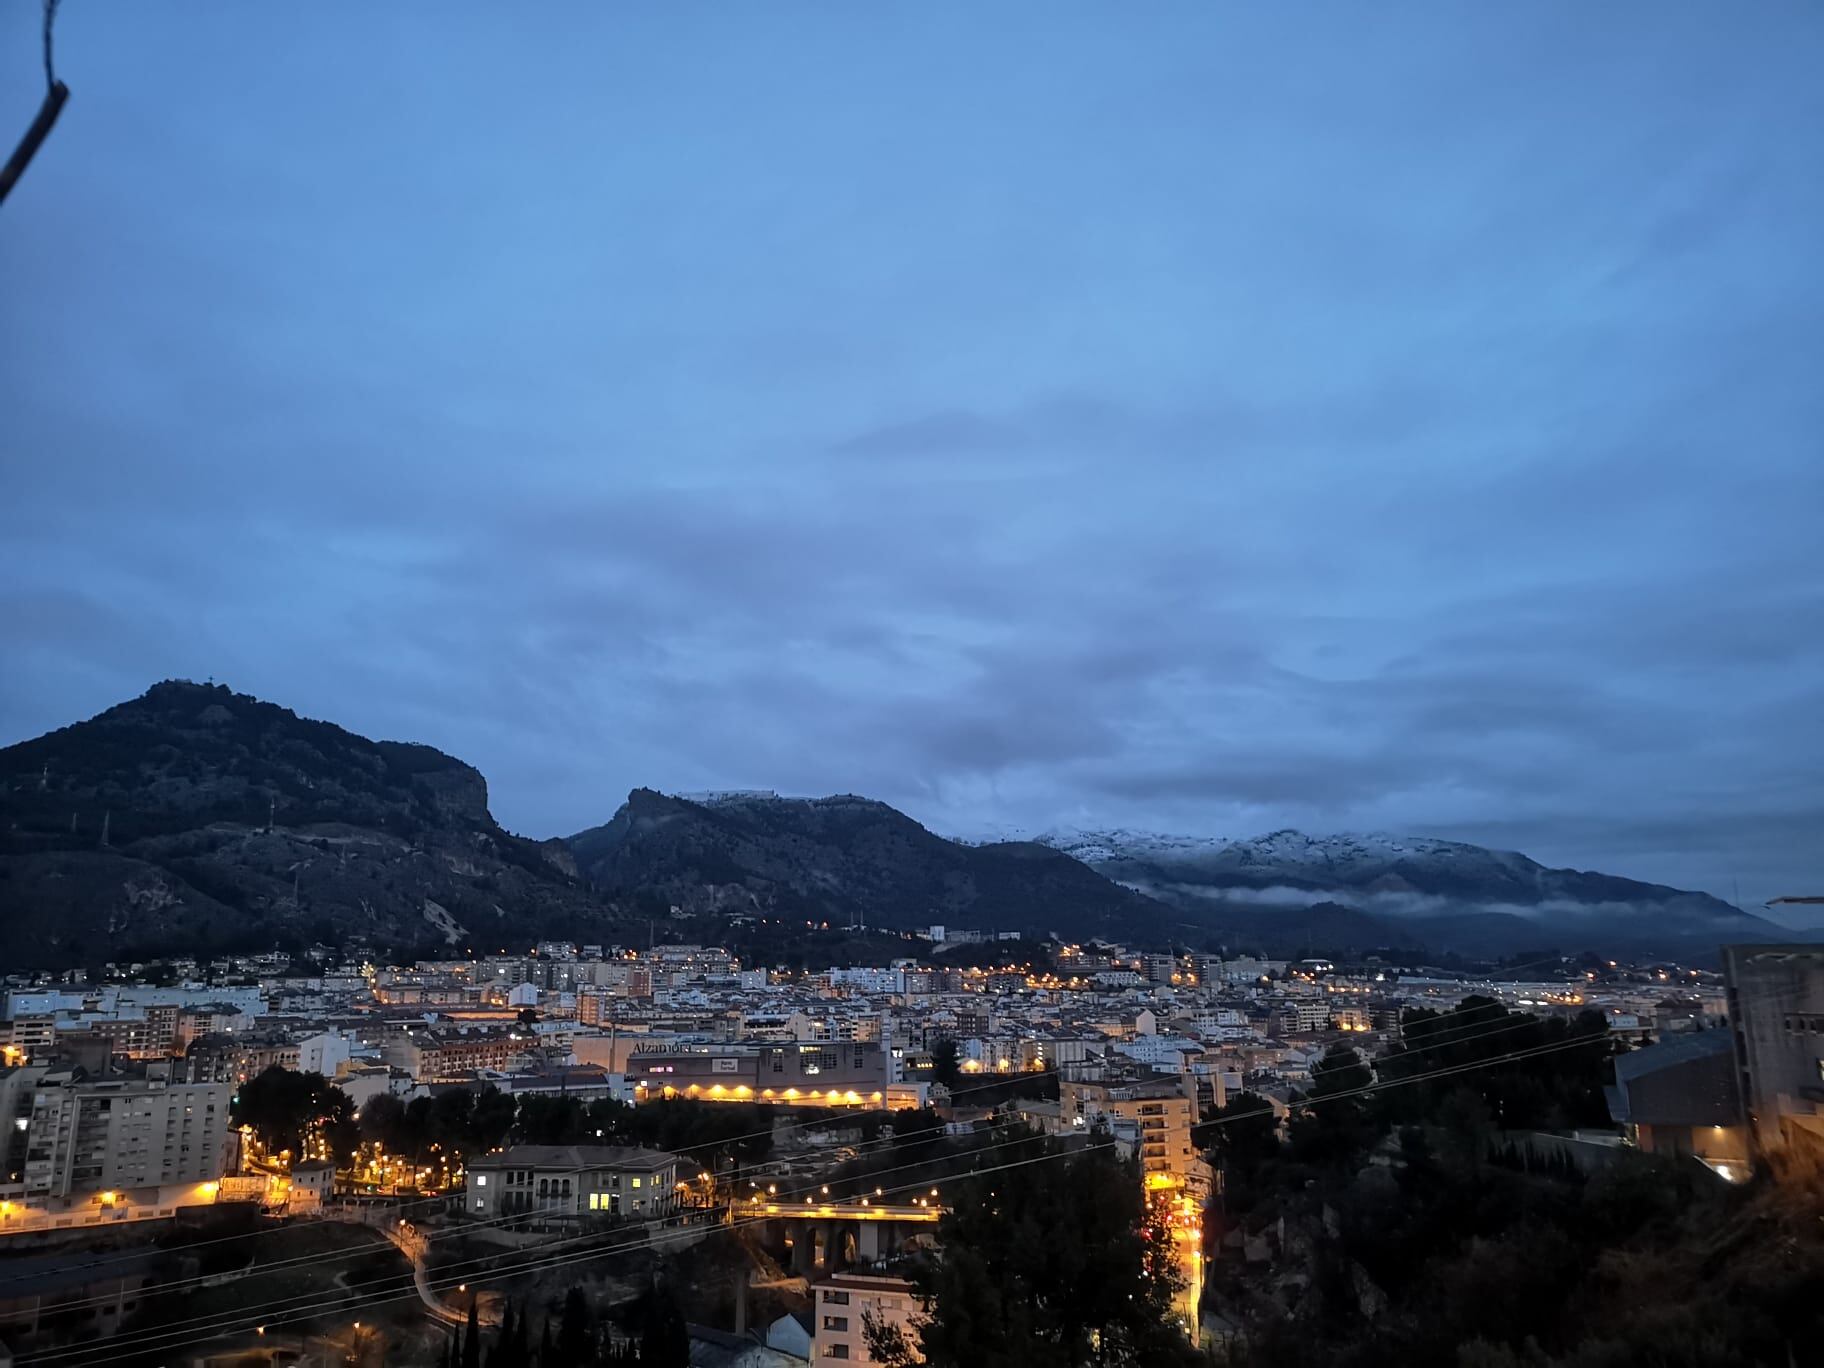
0;682;611;967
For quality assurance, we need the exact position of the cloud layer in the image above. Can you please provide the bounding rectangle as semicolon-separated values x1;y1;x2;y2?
2;3;1820;917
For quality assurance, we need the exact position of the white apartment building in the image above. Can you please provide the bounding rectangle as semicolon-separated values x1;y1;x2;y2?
22;1075;232;1202
810;1271;922;1363
296;1030;352;1077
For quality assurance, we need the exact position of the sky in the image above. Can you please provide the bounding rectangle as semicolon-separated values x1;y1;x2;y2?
2;3;1821;920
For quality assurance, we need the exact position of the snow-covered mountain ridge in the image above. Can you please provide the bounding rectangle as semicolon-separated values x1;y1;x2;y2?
998;825;1793;960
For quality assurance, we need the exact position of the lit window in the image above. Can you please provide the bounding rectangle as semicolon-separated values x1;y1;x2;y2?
475;1175;487;1186
631;1177;641;1188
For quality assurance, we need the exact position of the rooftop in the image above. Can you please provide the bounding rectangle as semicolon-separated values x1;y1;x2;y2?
471;1144;679;1172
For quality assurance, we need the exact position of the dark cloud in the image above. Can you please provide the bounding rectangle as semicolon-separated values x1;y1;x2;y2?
1;1;1820;911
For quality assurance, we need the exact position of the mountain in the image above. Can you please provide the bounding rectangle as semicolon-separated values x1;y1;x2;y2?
567;789;1167;940
0;681;621;967
1036;828;1788;961
1;682;1793;968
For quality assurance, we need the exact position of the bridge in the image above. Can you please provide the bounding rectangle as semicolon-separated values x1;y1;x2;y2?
736;1201;939;1277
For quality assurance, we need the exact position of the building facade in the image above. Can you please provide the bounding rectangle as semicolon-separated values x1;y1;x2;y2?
1723;944;1824;1155
809;1271;922;1363
627;1042;896;1107
464;1144;681;1221
22;1074;232;1202
1061;1076;1204;1192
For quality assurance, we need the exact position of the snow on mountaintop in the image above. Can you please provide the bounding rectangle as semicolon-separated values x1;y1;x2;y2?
1034;827;1520;874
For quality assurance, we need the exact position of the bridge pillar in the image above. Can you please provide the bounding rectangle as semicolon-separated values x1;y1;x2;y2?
789;1219;815;1277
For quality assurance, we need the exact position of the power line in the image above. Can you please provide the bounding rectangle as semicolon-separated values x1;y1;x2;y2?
24;1118;1036;1321
22;1024;1640;1364
0;0;68;207
29;1143;1101;1367
42;0;60;90
0;1068;1045;1287
30;1009;1558;1319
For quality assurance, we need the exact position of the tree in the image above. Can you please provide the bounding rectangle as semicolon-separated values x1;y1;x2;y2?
232;1066;356;1162
469;1085;518;1152
515;1094;588;1146
638;1276;690;1368
1286;1045;1377;1167
485;1303;517;1368
359;1093;409;1152
555;1286;594;1367
929;1037;962;1090
1195;1090;1279;1171
877;1141;1198;1367
323;1090;361;1166
458;1299;481;1368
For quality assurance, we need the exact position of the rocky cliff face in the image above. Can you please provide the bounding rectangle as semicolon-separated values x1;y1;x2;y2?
0;681;624;966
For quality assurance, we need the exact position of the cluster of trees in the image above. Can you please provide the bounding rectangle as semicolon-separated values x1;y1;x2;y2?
231;1066;360;1163
501;1095;775;1168
446;1282;689;1368
358;1088;518;1165
1201;998;1618;1198
864;1136;1200;1367
236;1066;782;1181
1200;1000;1824;1365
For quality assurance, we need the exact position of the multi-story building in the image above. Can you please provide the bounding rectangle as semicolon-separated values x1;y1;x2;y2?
381;1028;518;1081
809;1271;921;1364
627;1042;918;1109
21;1074;231;1203
0;1064;52;1183
1722;944;1824;1155
1;1014;57;1063
1605;1029;1748;1176
296;1030;352;1077
1279;1001;1332;1035
0;1248;161;1353
463;1144;680;1221
829;968;906;996
1332;1007;1373;1033
61;1005;180;1062
1061;1076;1203;1192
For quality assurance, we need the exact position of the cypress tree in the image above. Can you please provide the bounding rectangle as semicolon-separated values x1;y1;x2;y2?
463;1299;482;1368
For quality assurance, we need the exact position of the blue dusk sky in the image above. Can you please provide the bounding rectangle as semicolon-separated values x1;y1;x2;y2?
2;3;1820;916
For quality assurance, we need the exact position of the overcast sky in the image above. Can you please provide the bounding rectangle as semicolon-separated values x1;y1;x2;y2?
3;3;1820;918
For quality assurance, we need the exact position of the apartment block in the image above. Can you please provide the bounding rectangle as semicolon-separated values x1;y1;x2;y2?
21;1074;231;1201
810;1271;922;1363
